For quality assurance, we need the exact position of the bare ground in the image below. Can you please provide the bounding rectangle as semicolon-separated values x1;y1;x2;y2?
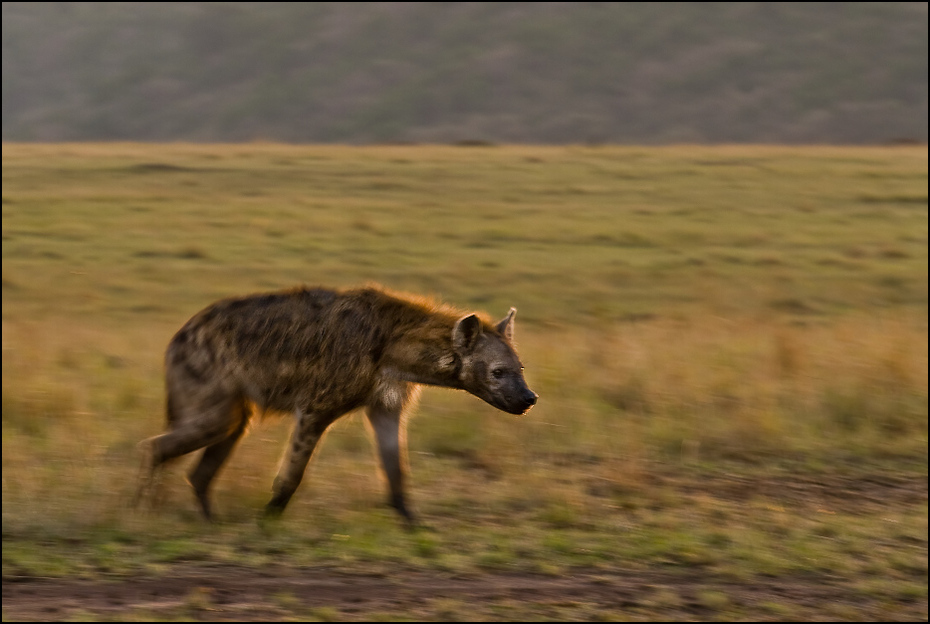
4;471;927;621
3;563;927;621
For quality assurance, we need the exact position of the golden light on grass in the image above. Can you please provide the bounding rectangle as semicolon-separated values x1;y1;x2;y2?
1;143;926;619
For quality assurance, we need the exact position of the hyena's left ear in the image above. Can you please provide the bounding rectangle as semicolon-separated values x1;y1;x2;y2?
496;307;516;342
453;314;483;354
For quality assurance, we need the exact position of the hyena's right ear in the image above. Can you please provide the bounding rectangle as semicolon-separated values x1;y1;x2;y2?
452;314;482;354
496;307;516;342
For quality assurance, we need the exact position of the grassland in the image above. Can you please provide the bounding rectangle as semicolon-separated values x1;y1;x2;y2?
2;143;927;620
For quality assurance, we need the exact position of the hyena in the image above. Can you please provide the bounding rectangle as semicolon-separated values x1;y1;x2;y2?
136;285;537;524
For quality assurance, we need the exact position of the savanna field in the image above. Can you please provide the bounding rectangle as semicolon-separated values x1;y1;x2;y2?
2;143;927;621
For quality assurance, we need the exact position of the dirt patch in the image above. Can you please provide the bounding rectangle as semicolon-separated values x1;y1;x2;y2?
4;470;926;620
4;564;927;621
650;471;929;513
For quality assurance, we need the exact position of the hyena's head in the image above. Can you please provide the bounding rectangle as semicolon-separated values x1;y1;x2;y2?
452;308;538;415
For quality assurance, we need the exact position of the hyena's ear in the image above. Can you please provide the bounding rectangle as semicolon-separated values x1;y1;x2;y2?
453;314;483;354
496;307;516;342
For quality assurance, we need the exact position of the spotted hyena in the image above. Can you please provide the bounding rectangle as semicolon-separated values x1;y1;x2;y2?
136;285;537;524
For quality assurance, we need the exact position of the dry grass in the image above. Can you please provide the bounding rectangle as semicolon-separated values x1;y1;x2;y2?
2;143;927;619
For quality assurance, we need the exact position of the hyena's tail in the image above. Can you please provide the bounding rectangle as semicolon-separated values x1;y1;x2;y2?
165;390;180;427
131;395;180;510
130;436;157;510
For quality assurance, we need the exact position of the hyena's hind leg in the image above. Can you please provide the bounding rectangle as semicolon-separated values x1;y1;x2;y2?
187;399;250;520
134;391;245;518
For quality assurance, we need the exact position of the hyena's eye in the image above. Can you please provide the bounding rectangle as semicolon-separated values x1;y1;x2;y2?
491;368;506;380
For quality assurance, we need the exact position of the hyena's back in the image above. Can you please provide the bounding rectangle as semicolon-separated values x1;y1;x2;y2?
167;287;415;418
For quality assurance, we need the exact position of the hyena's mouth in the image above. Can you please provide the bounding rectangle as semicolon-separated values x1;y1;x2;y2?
504;392;538;415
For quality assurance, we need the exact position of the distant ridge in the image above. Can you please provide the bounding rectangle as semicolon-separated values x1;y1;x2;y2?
3;2;927;143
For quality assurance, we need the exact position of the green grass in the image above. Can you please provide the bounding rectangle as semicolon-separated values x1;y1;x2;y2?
2;143;927;620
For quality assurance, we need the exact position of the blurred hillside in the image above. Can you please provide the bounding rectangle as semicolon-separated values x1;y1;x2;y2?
3;2;927;143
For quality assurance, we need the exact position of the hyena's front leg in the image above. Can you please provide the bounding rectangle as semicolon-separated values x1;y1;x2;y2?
265;409;327;517
366;403;415;525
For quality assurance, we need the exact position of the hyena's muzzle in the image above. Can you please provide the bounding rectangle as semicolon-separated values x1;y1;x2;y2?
497;375;538;415
468;363;538;415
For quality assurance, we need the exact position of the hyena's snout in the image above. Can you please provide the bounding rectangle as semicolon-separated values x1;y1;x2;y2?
518;387;538;414
506;382;538;415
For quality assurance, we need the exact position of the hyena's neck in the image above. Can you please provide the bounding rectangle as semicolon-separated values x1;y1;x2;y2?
381;319;461;389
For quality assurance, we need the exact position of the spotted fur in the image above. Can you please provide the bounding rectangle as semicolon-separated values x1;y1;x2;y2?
135;285;537;523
